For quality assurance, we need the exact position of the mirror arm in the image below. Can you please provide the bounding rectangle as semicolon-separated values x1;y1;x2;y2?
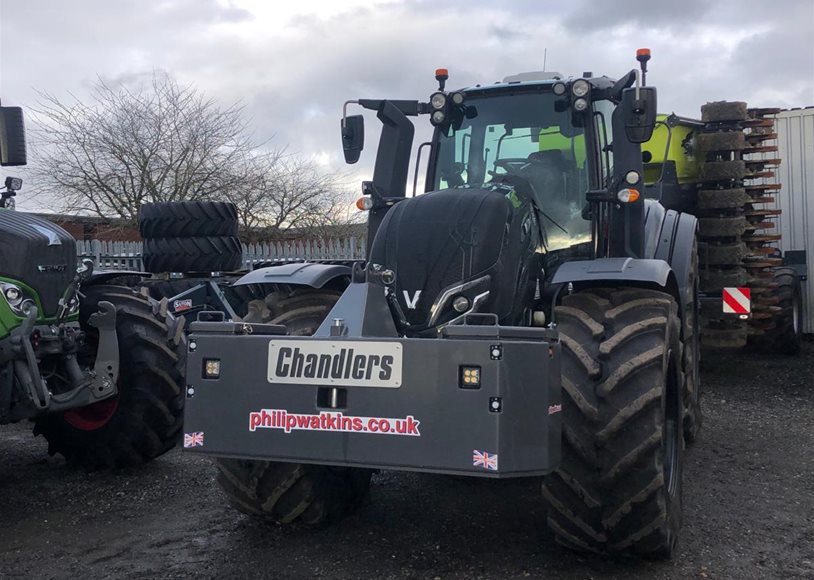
611;70;637;101
342;100;360;128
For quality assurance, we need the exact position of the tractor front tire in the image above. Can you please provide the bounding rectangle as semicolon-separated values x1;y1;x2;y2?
542;288;684;558
214;290;373;525
33;285;186;470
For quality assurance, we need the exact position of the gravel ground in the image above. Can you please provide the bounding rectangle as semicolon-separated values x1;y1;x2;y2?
1;344;812;579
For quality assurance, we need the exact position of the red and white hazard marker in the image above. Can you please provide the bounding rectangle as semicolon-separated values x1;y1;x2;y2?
722;287;751;314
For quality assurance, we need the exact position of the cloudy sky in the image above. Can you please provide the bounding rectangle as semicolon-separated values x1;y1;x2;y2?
1;0;813;209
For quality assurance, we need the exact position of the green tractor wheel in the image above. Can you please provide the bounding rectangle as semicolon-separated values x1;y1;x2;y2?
33;286;186;470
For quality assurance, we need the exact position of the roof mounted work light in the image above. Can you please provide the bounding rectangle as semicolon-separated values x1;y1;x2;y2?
430;92;447;110
571;79;590;97
431;110;446;125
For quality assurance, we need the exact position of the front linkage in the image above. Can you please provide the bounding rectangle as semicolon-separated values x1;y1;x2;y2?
0;264;187;470
0;261;119;423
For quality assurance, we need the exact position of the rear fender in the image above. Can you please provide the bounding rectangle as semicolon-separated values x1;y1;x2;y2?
653;211;697;310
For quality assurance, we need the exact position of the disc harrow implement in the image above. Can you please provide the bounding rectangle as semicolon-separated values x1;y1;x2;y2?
696;103;784;345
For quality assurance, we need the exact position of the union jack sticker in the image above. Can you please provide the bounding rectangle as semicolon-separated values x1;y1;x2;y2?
184;431;205;448
473;449;498;471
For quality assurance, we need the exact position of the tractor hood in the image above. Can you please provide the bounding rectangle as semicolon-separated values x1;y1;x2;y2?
368;186;539;332
0;210;76;317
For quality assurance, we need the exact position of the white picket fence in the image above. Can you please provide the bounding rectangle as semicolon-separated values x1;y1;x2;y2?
76;237;365;270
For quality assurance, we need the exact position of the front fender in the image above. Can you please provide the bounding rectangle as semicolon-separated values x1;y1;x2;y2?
233;262;352;289
551;257;674;287
84;269;148;286
551;257;681;310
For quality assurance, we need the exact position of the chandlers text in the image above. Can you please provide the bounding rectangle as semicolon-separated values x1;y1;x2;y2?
274;346;394;382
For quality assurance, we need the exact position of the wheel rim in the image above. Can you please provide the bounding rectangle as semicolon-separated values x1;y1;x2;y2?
63;396;118;431
793;292;801;335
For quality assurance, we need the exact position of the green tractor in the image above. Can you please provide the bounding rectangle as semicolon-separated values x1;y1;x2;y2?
0;100;185;470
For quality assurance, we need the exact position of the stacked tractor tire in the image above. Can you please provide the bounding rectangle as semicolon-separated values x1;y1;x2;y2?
696;102;800;353
138;201;242;274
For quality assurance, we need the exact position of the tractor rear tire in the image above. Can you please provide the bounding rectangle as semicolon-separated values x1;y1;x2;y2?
142;236;242;273
682;242;702;444
33;286;186;470
542;288;684;558
214;289;373;525
748;267;802;355
139;201;238;238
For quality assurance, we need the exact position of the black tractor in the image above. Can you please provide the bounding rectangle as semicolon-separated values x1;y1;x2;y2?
0;100;185;470
182;55;698;558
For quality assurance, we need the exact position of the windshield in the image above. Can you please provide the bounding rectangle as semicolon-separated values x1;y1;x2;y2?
433;91;592;251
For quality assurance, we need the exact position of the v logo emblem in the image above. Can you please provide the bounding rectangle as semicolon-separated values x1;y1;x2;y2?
402;290;422;309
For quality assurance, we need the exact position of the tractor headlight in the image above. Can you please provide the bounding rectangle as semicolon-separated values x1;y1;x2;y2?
4;176;22;191
450;91;465;105
571;79;590;97
431;110;446;125
552;82;567;96
573;98;589;112
452;295;470;313
1;283;36;316
3;285;23;308
430;92;447;110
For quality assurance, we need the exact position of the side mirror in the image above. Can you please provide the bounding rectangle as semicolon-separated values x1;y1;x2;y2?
621;86;657;144
0;106;27;166
341;114;364;164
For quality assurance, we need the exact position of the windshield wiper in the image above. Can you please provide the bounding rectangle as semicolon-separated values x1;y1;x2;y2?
536;207;569;235
487;173;570;235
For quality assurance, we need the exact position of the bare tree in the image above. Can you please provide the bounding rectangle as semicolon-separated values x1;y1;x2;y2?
30;71;271;221
29;70;360;237
233;153;360;240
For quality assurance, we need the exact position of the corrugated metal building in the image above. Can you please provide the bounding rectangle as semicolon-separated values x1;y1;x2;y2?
772;108;814;333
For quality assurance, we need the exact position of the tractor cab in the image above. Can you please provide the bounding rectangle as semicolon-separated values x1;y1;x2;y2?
427;77;606;252
341;63;659;334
